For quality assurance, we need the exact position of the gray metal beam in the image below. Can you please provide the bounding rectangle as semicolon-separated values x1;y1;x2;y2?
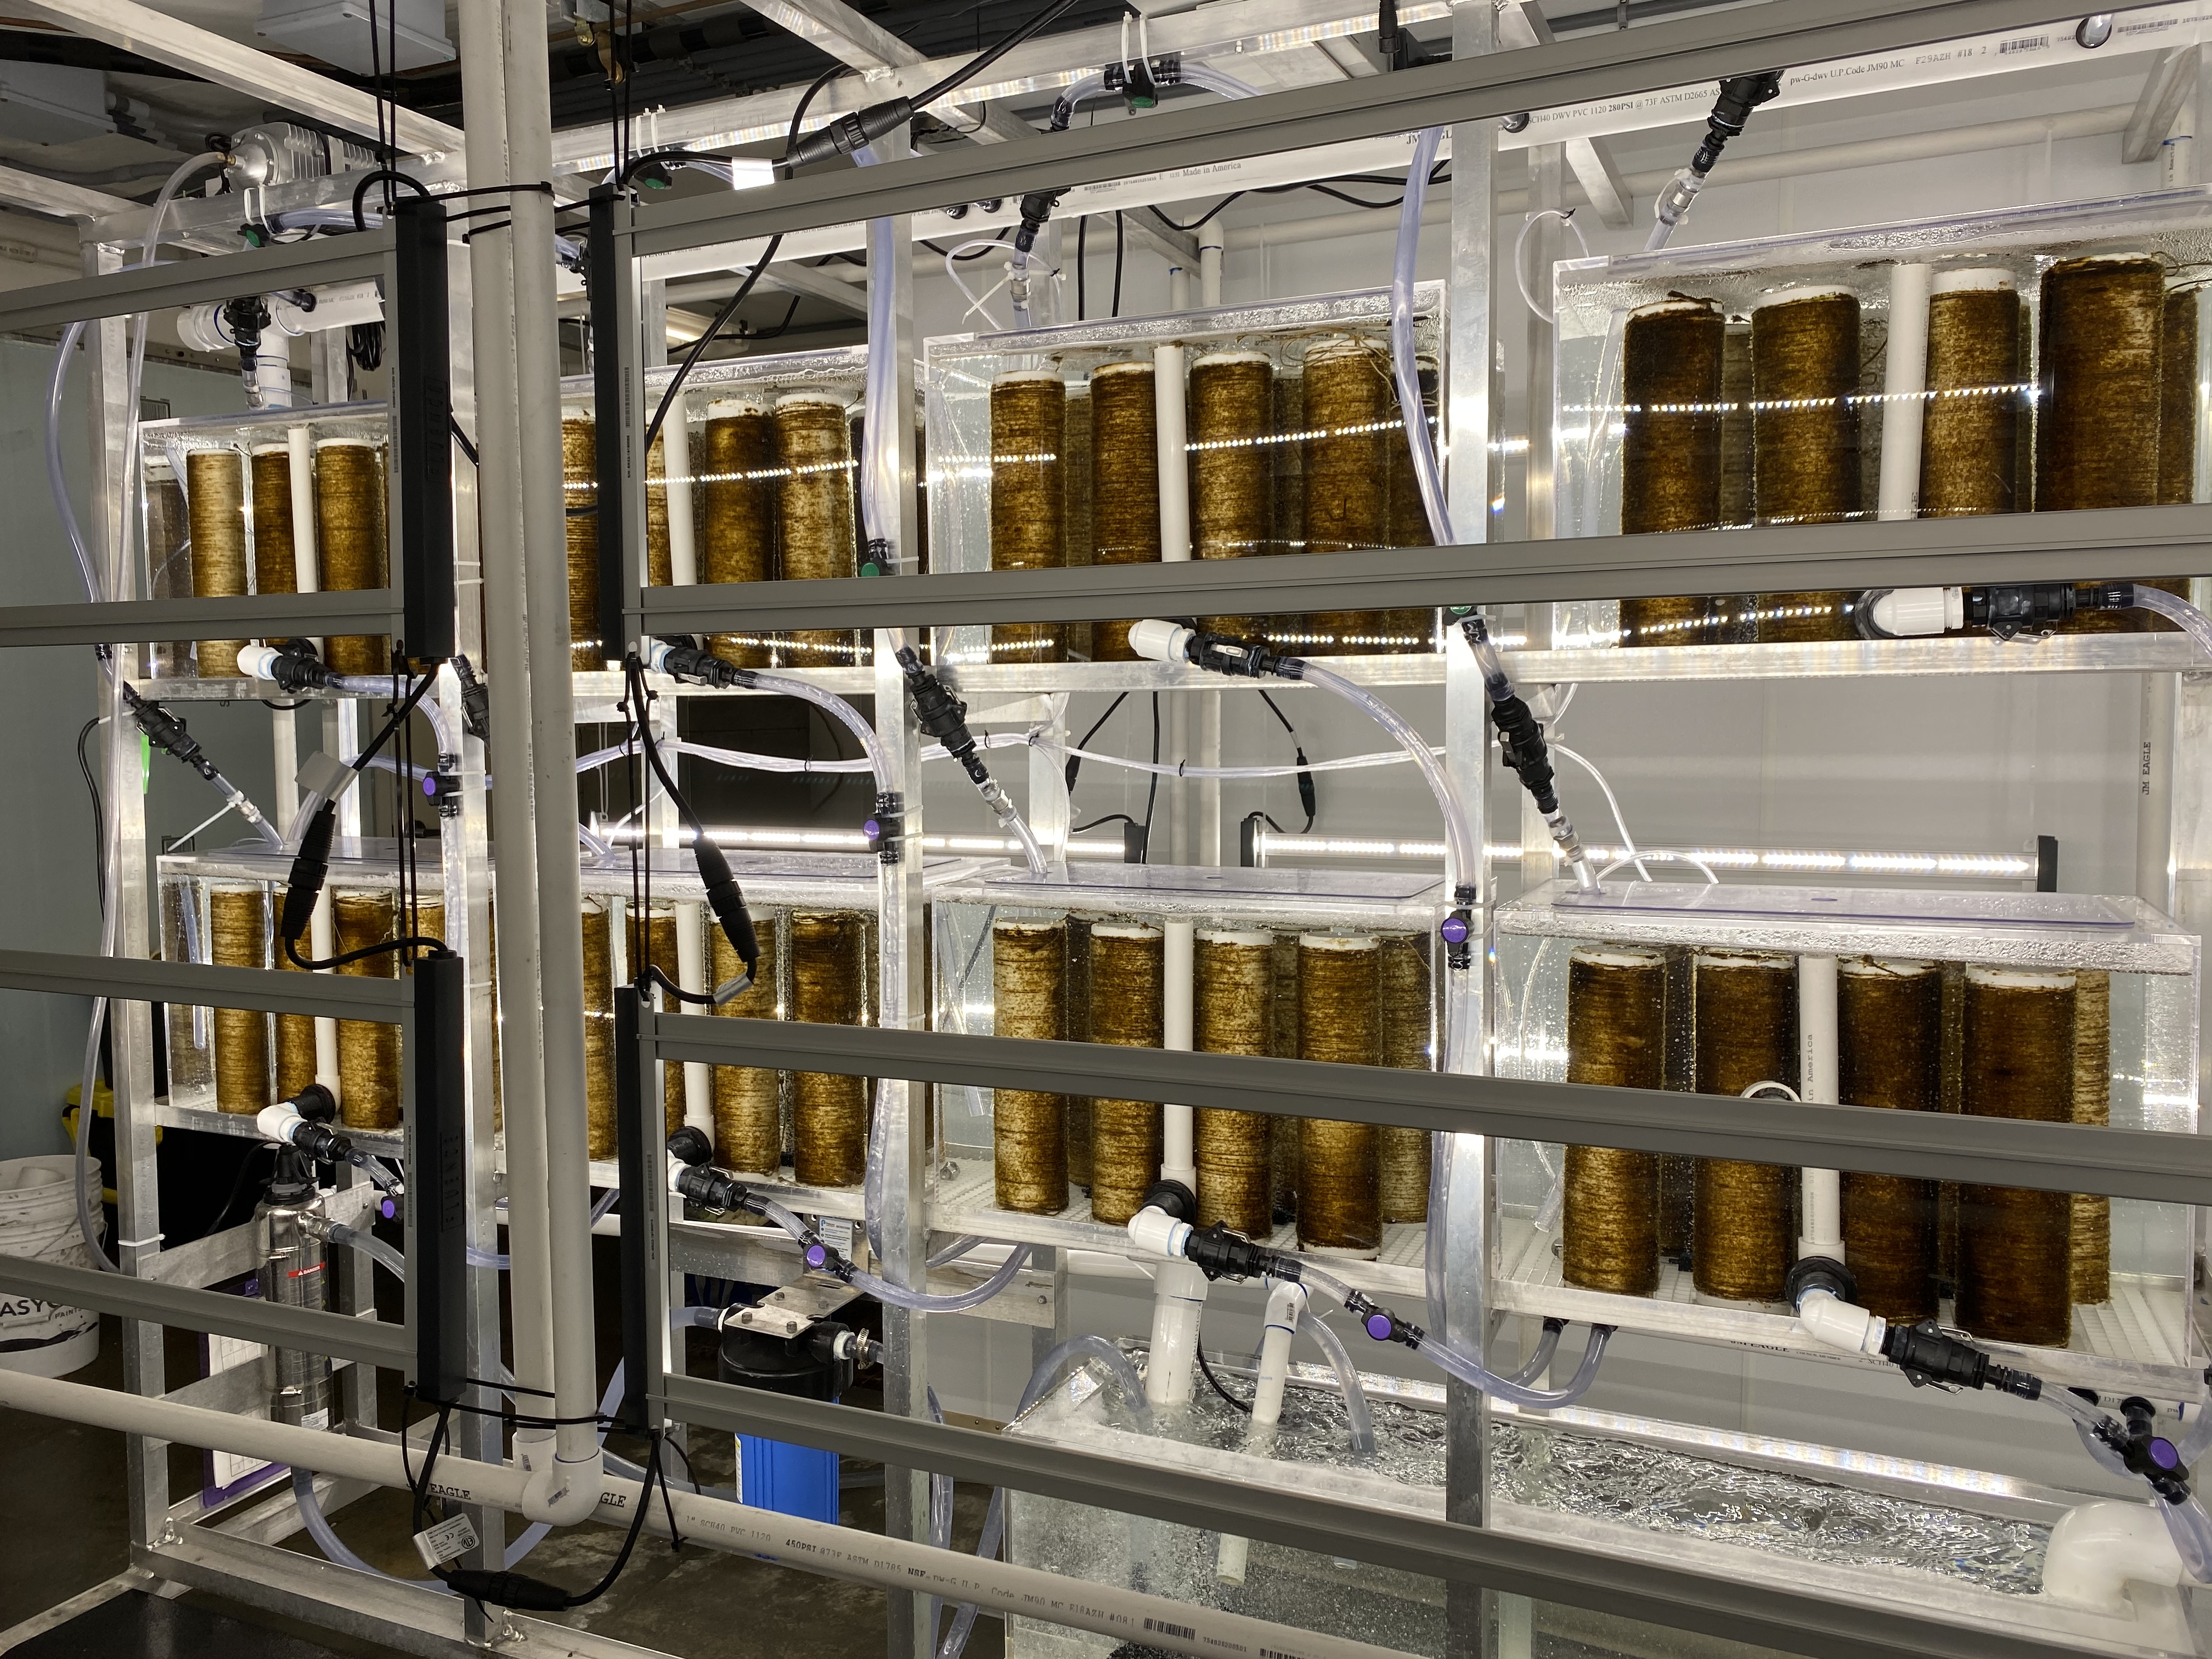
647;1014;2210;1201
0;1255;410;1368
2121;43;2197;163
0;233;391;331
0;165;131;223
635;501;2212;630
0;589;393;650
656;1373;2098;1659
4;0;462;157
628;0;2092;256
0;950;409;1020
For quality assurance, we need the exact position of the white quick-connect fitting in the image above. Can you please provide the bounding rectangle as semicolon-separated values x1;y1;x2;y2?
1126;1204;1192;1261
1127;618;1195;665
2042;1500;2187;1613
1869;586;1965;638
236;642;284;682
1794;1287;1887;1359
255;1102;304;1144
515;1424;604;1526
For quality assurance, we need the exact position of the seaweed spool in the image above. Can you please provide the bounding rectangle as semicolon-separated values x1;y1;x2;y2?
1064;917;1093;1186
2071;968;2111;1306
1378;932;1432;1223
335;890;400;1131
315;438;388;674
187;448;250;677
1562;946;1667;1294
701;399;777;665
2038;253;2165;512
1921;270;2024;518
776;394;861;666
1297;337;1390;654
1087;923;1165;1225
250;444;299;605
1751;286;1861;640
209;884;270;1114
1272;370;1305;558
1192;351;1272;639
561;415;602;670
1618;297;1724;650
2160;284;2199;505
1691;950;1796;1302
582;900;616;1158
1957;966;2075;1346
992;918;1067;1214
1194;929;1274;1235
1838;957;1941;1322
711;915;783;1176
1297;934;1380;1254
791;911;867;1186
1089;361;1160;661
990;371;1066;663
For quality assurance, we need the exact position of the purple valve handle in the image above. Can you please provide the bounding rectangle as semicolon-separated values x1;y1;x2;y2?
2151;1437;2182;1472
862;819;882;839
1364;1312;1396;1342
1438;915;1470;945
804;1242;830;1271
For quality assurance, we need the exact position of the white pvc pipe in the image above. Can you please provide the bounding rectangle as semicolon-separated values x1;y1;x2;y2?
1217;1277;1306;1585
1161;920;1195;1190
1199;223;1224;308
677;900;711;1134
1143;1257;1209;1415
506;0;603;1516
0;1368;1402;1659
663;408;697;586
1154;344;1190;565
310;887;337;1092
1797;954;1841;1261
1877;263;1931;521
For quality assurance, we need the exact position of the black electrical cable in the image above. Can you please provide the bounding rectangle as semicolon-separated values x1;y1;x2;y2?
637;63;843;461
1195;1344;1253;1414
1256;689;1316;832
351;167;430;232
744;295;804;340
1146;164;1452;233
911;0;1083;111
1075;213;1087;320
76;717;103;906
1064;689;1128;791
1140;692;1161;861
1070;812;1140;834
920;230;1007;260
1110;209;1124;317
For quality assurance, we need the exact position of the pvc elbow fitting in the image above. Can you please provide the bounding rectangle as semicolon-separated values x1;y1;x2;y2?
1868;586;1963;638
514;1425;604;1527
2043;1499;2186;1613
256;1103;302;1144
1794;1288;1886;1359
1126;1204;1191;1262
1127;619;1194;665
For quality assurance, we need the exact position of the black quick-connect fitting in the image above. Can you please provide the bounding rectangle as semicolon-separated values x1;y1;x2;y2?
1344;1288;1425;1349
1178;1220;1280;1283
1487;686;1559;816
122;686;220;785
224;294;272;388
896;647;992;788
1965;581;2134;639
867;791;903;864
1691;71;1784;175
665;1131;841;1271
653;633;757;691
1881;1319;2042;1398
452;653;490;742
254;639;340;693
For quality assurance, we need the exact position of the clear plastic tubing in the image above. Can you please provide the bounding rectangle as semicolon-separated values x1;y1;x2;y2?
328;1222;406;1280
741;672;891;793
1297;1306;1378;1458
751;1190;1032;1314
2131;585;2212;658
1296;662;1478;890
1392;126;1453;546
939;1336;1153;1659
328;674;460;760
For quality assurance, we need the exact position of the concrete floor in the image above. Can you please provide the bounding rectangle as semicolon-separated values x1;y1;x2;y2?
0;1316;1008;1659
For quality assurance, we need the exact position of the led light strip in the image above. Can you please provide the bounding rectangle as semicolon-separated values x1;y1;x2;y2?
1253;834;2036;878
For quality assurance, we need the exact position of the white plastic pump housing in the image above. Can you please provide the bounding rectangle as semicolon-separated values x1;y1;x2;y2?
1869;586;1965;638
2042;1500;2187;1613
1127;618;1195;665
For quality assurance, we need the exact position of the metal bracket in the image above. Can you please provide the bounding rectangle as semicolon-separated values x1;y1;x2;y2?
726;1274;861;1341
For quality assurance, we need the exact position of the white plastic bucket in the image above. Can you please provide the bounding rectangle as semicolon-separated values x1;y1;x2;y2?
0;1154;105;1377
